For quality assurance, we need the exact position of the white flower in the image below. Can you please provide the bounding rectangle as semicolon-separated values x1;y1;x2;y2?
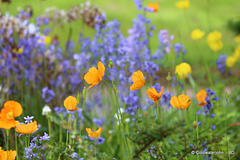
42;105;52;115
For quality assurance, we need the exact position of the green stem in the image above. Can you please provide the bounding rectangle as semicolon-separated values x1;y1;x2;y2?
15;129;19;160
6;129;10;160
196;114;199;160
226;97;230;160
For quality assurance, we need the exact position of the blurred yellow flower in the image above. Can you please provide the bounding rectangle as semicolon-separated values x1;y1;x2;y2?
44;36;51;45
86;128;102;139
175;62;192;79
233;45;240;59
15;121;38;135
234;35;240;43
207;31;223;51
0;147;16;160
191;29;204;40
64;96;79;111
175;0;189;10
226;56;237;68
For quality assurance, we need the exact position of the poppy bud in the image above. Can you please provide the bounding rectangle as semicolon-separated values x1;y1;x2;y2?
166;72;172;81
193;121;198;129
82;87;86;99
108;59;114;69
225;92;229;101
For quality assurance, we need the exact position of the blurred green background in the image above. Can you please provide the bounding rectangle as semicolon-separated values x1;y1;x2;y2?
1;0;240;66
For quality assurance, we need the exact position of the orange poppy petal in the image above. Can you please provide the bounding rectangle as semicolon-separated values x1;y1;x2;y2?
170;96;181;109
0;148;17;160
15;121;38;135
97;61;105;78
178;95;191;110
196;89;207;103
64;96;78;111
0;119;16;129
130;70;145;91
4;100;23;117
146;88;159;102
84;67;99;84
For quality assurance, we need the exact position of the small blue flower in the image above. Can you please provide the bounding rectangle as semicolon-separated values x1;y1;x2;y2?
24;116;34;124
97;137;105;144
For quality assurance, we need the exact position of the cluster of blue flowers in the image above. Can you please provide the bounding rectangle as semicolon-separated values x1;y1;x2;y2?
24;132;50;159
216;54;227;73
196;89;218;130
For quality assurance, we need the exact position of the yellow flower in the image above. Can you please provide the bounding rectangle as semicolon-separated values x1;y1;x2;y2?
175;0;189;10
233;45;240;59
0;147;17;160
234;35;240;43
15;121;38;135
175;62;192;79
64;96;79;111
207;31;223;51
86;128;102;139
44;36;51;45
226;56;237;68
191;29;205;40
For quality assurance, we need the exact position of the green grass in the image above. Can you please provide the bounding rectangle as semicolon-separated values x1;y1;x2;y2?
1;0;240;66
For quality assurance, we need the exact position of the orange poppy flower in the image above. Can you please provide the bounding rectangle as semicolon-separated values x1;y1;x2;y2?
130;70;145;91
170;95;191;110
86;128;102;139
147;2;159;12
84;61;105;90
15;121;38;135
196;90;207;107
146;87;164;102
64;96;79;111
0;147;17;160
0;100;23;129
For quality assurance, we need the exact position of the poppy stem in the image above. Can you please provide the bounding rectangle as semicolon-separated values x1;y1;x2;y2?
6;129;9;160
15;129;19;160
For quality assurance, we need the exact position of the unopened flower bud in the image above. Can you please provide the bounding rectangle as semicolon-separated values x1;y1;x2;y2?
82;87;86;99
108;59;114;69
193;121;198;129
166;72;172;81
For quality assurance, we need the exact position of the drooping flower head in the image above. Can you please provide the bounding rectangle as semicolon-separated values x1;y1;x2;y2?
196;90;207;107
64;96;79;111
130;70;145;91
175;62;192;79
191;29;205;40
146;2;159;12
0;147;17;160
15;121;38;135
207;31;223;51
86;128;102;139
84;61;105;90
175;0;189;10
170;95;191;110
146;87;164;102
0;100;23;129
